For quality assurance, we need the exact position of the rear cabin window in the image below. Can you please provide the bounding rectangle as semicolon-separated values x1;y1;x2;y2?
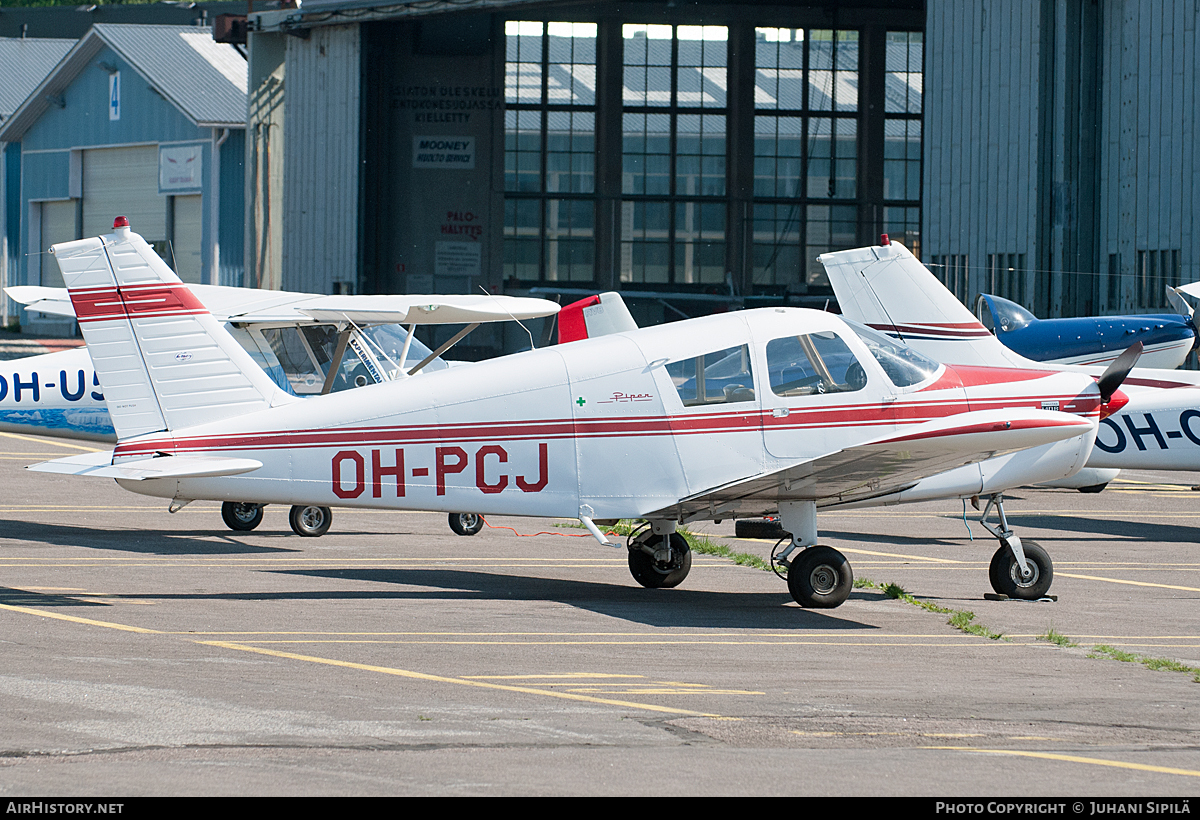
766;332;867;397
666;345;756;406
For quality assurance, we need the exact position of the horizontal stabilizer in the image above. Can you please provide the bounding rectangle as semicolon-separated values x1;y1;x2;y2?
29;451;262;480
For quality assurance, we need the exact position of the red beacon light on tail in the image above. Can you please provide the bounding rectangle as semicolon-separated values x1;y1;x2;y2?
880;233;890;246
113;216;130;229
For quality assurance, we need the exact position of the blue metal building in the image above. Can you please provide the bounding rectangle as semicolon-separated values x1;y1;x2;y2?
0;23;247;333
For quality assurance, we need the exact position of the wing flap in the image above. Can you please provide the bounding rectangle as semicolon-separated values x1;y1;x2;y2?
649;409;1094;520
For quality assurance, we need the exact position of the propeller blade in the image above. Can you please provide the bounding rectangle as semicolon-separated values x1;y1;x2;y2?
1097;341;1143;404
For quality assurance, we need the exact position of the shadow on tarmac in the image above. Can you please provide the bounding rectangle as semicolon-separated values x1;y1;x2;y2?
0;519;303;554
255;567;885;630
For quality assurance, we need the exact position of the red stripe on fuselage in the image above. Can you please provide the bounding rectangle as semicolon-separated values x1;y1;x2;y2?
112;390;1099;459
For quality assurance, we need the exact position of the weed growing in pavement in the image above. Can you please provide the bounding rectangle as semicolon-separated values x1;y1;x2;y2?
1088;645;1200;682
854;578;1006;641
1038;628;1076;648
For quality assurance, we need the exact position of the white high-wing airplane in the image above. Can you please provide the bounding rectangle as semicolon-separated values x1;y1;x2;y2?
820;238;1200;477
30;221;1135;608
4;270;561;535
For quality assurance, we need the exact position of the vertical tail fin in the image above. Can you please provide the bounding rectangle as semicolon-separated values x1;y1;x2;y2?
820;241;1034;368
557;292;638;344
51;219;294;440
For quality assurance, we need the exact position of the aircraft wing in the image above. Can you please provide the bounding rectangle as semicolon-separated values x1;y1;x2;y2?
646;409;1094;520
7;285;560;326
5;285;76;319
292;294;560;324
29;450;262;480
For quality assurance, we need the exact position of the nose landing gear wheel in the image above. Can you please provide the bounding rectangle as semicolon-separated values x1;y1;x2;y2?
221;501;264;532
989;541;1053;599
448;512;484;536
787;546;853;608
627;532;692;589
289;504;332;537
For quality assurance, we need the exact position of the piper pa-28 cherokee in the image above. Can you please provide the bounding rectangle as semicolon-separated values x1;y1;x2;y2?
5;256;560;536
820;237;1200;479
30;220;1138;608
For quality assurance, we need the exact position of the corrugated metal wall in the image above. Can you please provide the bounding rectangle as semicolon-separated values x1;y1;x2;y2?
925;0;1199;317
282;24;360;295
1100;0;1199;311
924;0;1043;312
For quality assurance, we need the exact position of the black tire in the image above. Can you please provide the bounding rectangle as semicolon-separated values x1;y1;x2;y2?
448;512;484;536
1077;483;1109;494
787;546;853;608
735;518;787;540
627;532;692;589
289;504;332;537
221;501;264;532
989;540;1053;599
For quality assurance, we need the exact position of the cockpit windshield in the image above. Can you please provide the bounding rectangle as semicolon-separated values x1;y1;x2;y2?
976;294;1036;333
228;324;446;396
845;320;943;388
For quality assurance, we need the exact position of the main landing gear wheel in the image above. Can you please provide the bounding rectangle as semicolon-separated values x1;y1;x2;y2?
787;546;853;608
221;501;264;532
289;504;332;537
627;531;692;589
989;540;1053;600
448;512;484;536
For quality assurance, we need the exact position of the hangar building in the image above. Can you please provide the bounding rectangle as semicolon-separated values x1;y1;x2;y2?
0;23;248;334
923;0;1200;319
243;0;923;353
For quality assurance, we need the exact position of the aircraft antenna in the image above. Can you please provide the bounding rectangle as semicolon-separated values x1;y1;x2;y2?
478;285;536;351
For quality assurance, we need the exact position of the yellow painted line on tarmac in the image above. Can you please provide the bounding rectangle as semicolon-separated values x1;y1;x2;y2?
1057;573;1200;593
929;747;1200;778
0;432;102;451
0;601;731;716
166;633;984;643
213;638;1009;648
0;602;162;633
196;640;723;718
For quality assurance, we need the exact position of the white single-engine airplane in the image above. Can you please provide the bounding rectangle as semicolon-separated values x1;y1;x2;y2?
820;237;1200;478
4;267;560;536
30;220;1139;608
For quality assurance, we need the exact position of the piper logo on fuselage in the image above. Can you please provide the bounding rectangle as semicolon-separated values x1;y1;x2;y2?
331;443;550;499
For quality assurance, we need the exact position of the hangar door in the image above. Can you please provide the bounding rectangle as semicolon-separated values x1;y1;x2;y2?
81;146;205;284
82;146;167;240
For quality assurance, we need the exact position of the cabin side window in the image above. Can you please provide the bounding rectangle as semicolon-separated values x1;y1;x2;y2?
666;345;756;406
766;332;867;397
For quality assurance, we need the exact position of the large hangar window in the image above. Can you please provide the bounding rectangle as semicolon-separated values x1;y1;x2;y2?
882;30;922;259
501;18;923;297
504;21;597;284
621;25;728;287
753;28;858;291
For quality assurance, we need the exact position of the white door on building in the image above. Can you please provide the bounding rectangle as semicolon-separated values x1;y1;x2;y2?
171;194;203;284
82;145;167;241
